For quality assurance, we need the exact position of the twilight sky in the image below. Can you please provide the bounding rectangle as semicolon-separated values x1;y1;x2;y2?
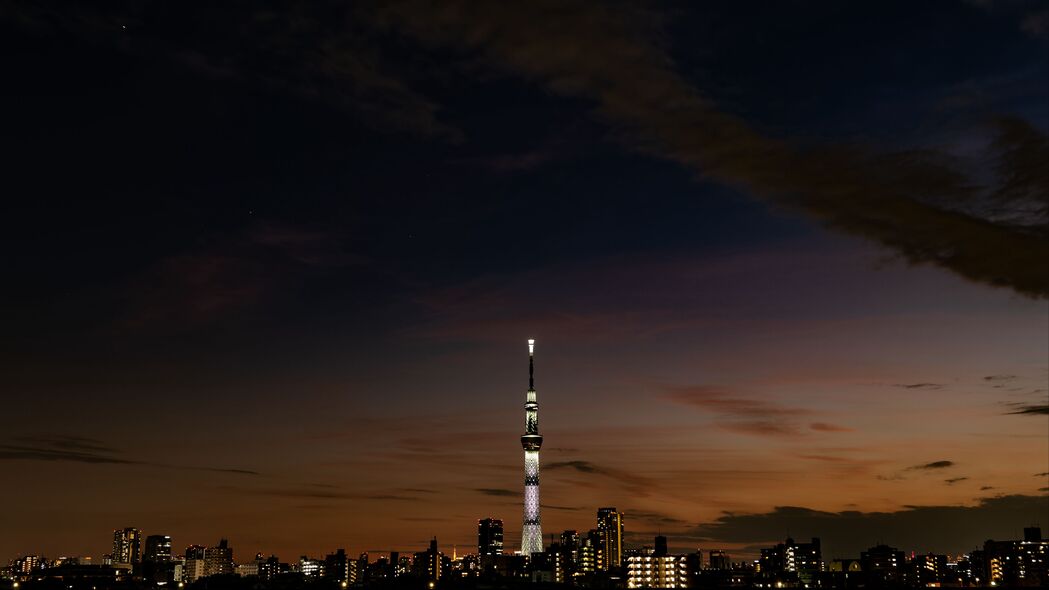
1;0;1047;564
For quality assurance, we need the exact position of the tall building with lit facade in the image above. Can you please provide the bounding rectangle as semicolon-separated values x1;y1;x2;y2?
597;508;624;569
626;548;688;589
984;526;1047;587
520;339;544;555
413;537;441;582
203;539;234;577
758;537;822;585
112;528;142;566
478;518;504;557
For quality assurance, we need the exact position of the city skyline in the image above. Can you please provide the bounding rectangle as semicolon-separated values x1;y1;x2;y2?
1;0;1047;577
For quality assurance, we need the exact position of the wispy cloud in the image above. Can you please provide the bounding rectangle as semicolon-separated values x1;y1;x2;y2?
1006;404;1049;415
474;488;516;497
809;422;854;433
0;435;259;476
665;386;824;438
546;460;654;496
233;487;418;501
123;222;364;328
908;460;955;470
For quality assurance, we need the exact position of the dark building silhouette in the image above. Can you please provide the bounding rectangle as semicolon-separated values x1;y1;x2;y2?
412;537;441;582
654;535;668;557
759;537;822;585
478;518;504;557
861;544;905;585
708;549;730;570
142;535;172;584
909;553;947;586
325;549;351;582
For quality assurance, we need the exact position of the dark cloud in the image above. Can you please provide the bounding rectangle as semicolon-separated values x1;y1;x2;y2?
809;422;854;433
546;460;599;473
1020;9;1049;40
14;2;1045;296
365;1;1049;298
665;386;808;418
195;467;260;476
13;435;117;454
944;477;969;485
238;487;417;501
984;374;1017;381
624;509;687;526
474;488;517;497
980;486;995;490
690;495;1047;558
893;383;944;390
546;460;654;495
124;222;363;328
1006;404;1049;415
0;436;259;476
718;421;804;438
908;460;955;470
2;3;458;140
541;504;584;512
0;444;139;465
664;386;813;438
1036;472;1049;477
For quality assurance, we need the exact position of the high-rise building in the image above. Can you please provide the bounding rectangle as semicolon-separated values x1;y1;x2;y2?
413;537;441;582
860;544;904;585
578;530;605;575
654;536;668;557
298;556;325;578
560;530;580;576
204;539;234;577
597;508;624;569
112;528;142;566
626;547;688;589
143;535;172;564
520;339;544;555
478;518;504;557
708;550;730;570
143;535;173;584
13;555;41;576
325;549;351;582
758;537;822;585
983;527;1048;587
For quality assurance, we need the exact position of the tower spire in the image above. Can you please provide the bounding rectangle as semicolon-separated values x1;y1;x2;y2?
528;339;535;390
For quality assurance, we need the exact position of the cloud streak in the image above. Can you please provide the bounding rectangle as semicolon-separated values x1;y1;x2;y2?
908;460;955;470
0;435;260;476
690;494;1047;558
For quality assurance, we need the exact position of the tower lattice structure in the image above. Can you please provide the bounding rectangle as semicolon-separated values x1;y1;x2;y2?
520;339;544;555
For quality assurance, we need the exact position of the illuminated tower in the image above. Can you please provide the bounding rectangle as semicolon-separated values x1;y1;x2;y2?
521;339;544;555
